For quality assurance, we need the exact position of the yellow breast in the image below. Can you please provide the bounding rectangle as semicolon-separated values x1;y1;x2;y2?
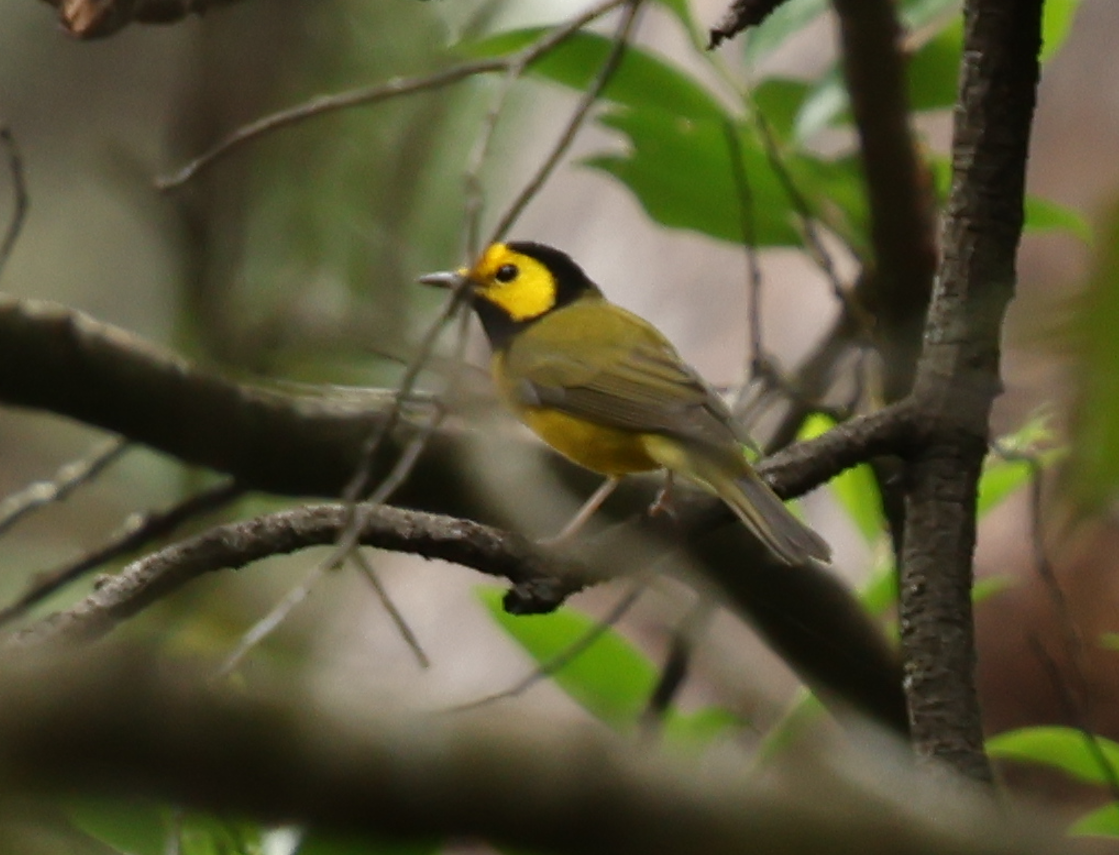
518;406;660;476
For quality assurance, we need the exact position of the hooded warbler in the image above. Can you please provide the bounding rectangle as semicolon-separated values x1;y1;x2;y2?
420;241;830;566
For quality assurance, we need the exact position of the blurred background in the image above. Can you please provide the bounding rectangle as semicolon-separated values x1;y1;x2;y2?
0;0;1116;820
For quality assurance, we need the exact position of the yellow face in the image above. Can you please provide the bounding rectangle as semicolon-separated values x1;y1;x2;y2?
464;243;559;322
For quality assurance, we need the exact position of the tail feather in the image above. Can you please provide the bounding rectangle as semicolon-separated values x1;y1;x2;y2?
641;435;830;565
713;467;831;566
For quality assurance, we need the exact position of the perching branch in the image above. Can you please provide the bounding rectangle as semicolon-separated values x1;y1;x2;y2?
11;503;597;649
0;295;912;509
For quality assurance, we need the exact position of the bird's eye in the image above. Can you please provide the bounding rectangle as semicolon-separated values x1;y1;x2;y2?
495;264;518;283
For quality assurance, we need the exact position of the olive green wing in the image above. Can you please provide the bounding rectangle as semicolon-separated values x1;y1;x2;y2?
504;303;742;450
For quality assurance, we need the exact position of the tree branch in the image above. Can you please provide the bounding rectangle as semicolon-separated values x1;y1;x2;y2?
11;503;597;648
831;0;938;403
0;649;1066;855
899;0;1043;780
0;295;910;731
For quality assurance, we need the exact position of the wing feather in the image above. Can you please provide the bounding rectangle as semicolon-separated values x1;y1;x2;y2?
503;301;742;450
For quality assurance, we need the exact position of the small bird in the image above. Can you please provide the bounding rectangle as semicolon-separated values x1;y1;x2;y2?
419;241;829;565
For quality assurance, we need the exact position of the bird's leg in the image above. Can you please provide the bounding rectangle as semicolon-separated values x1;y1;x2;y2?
538;476;620;547
647;472;676;520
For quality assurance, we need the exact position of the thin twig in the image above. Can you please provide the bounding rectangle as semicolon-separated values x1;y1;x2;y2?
0;438;130;539
488;0;644;243
156;0;628;190
721;120;767;412
218;562;327;677
752;108;858;319
0;126;28;281
0;477;244;630
350;549;430;669
1028;636;1119;803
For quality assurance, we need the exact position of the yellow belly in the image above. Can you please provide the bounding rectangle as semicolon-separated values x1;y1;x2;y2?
519;407;660;476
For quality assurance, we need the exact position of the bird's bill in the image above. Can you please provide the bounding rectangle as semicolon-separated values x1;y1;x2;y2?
417;269;468;290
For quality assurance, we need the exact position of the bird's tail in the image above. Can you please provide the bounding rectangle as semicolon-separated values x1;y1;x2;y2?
709;465;831;566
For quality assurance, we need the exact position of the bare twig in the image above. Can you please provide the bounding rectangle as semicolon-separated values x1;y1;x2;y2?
217;562;326;677
351;549;430;669
0;126;28;281
157;0;628;190
1028;636;1119;804
0;477;243;629
752;110;858;320
0;438;129;539
721;120;767;409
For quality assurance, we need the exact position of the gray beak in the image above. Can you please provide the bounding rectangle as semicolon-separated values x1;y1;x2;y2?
417;270;468;290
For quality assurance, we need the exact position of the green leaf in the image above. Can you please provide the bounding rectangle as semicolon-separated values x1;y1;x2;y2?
663;706;746;748
800;413;882;544
588;108;866;249
589;110;799;245
461;30;728;122
478;586;656;730
794;68;847;140
751;78;813;143
987;726;1119;786
298;830;441;855
1041;0;1083;64
907;20;963;112
66;799;170;855
743;0;828;67
977;411;1062;517
1101;633;1119;652
1071;803;1119;838
1024;195;1092;243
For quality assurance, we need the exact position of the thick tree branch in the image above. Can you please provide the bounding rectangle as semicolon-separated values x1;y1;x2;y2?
0;295;910;508
10;503;596;648
899;0;1042;780
0;650;1065;855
